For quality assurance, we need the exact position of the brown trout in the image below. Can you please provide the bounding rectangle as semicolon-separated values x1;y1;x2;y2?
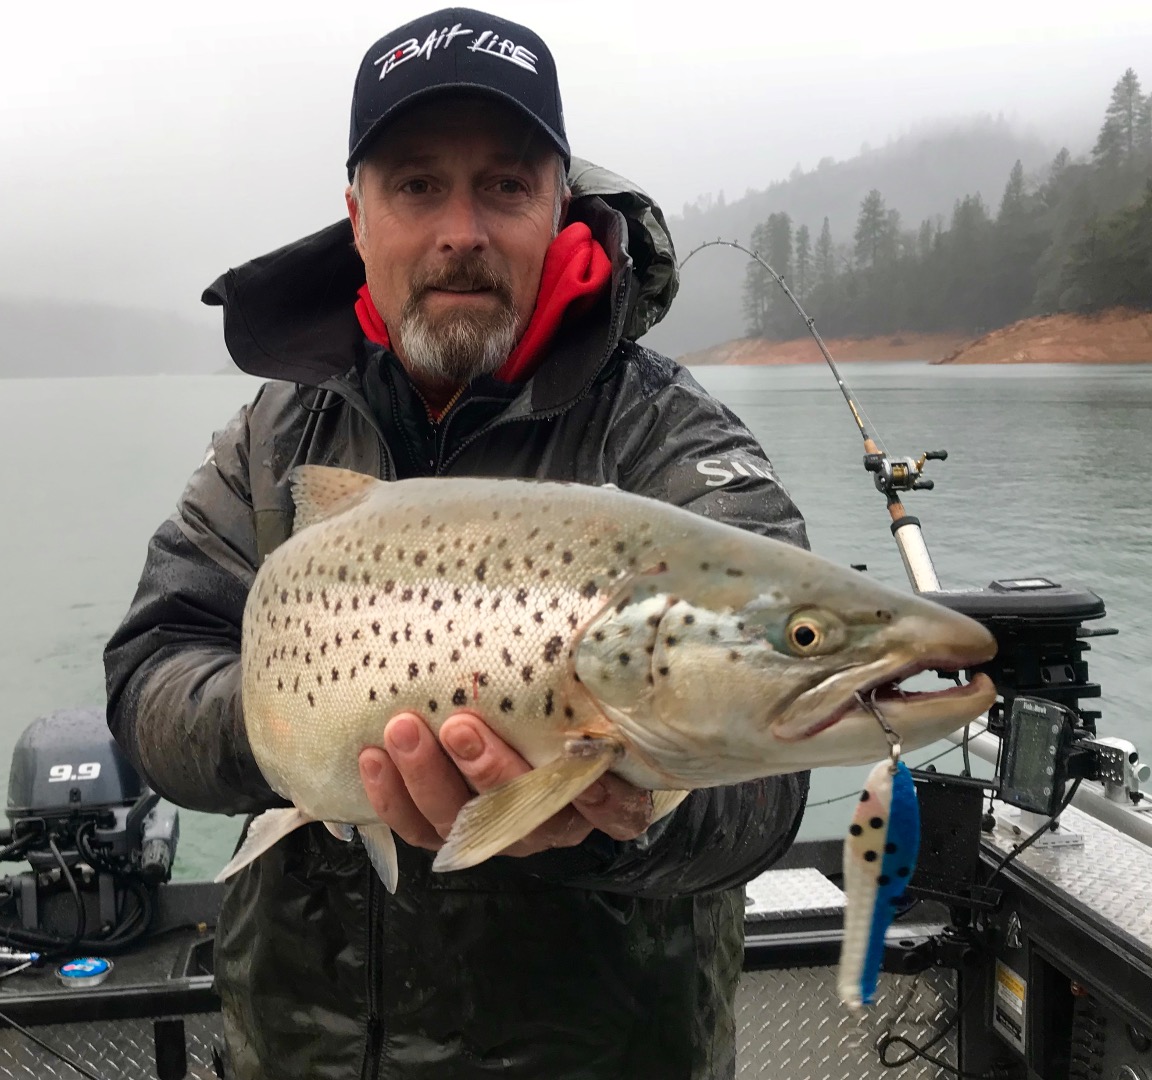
217;465;996;890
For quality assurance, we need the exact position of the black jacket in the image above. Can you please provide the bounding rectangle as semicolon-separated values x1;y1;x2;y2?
105;161;811;1079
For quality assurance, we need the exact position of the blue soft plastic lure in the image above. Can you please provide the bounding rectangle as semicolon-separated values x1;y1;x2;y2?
836;758;921;1011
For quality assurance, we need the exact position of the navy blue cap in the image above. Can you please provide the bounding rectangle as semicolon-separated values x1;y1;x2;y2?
347;8;569;178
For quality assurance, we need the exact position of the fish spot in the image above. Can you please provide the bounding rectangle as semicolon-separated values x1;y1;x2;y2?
305;652;312;664
588;537;599;547
352;596;360;611
523;556;535;570
338;566;348;582
869;817;884;830
293;676;299;692
452;688;467;707
334;633;343;648
453;588;463;603
613;541;626;554
863;850;878;863
277;677;283;691
305;622;312;637
543;636;564;663
363;654;372;667
665;635;678;647
532;611;544;624
501;648;513;666
618;653;631;665
390;684;399;696
849;824;863;837
331;668;339;682
401;588;413;602
500;697;514;713
563;706;575;719
389;631;399;645
397;548;405;560
408;662;419;679
307;692;315;707
581;580;598;599
544;541;554;552
450;649;461;662
474;632;484;647
425;629;434;645
503;559;514;572
369;688;377;702
521;665;534;683
378;657;387;669
515;588;529;606
657;666;670;677
384;580;395;594
700;562;710;572
567;614;579;629
729;650;741;663
279;589;288;604
593;630;605;643
527;527;538;539
420;587;430;602
372;621;381;635
562;550;573;564
683;613;696;625
436;563;447;576
428;699;438;713
544;690;554;716
475;559;488;582
513;625;523;637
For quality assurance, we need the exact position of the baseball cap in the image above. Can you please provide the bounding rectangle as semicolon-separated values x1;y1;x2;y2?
346;8;570;178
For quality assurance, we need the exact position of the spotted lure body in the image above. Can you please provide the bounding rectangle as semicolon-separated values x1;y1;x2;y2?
217;465;993;892
837;759;921;1010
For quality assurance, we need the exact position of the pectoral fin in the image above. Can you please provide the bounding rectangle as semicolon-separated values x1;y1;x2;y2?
650;789;691;823
433;737;623;873
214;806;313;883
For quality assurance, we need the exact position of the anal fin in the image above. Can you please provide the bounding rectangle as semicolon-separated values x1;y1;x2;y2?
433;738;622;874
358;823;399;893
214;807;313;883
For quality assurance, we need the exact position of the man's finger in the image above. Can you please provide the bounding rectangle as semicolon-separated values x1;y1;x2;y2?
438;713;531;792
384;713;471;840
358;745;443;850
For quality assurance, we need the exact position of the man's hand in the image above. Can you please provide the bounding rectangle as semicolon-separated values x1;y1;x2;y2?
358;712;654;858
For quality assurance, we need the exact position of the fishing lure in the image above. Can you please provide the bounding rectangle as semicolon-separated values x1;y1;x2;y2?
836;696;921;1012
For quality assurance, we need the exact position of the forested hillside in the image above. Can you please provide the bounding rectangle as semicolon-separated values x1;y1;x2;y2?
642;118;1056;355
739;68;1152;342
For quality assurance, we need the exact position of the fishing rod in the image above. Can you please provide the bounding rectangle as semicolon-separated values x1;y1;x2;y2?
678;239;946;593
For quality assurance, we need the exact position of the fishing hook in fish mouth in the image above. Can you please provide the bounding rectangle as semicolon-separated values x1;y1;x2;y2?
855;688;902;771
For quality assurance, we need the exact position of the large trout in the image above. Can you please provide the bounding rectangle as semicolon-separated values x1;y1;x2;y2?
218;465;996;890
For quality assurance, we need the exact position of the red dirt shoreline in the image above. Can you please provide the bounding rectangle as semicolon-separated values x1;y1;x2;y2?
679;309;1152;366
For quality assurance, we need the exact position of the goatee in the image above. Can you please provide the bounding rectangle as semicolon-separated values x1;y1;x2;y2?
398;257;519;385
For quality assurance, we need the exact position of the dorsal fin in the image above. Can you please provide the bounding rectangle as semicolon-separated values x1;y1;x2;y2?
290;465;381;534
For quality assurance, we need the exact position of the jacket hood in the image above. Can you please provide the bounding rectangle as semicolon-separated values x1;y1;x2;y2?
201;159;679;386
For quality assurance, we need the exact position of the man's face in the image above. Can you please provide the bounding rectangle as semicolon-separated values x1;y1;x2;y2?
347;96;563;390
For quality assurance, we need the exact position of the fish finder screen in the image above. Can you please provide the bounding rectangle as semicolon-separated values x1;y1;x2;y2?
1000;698;1071;815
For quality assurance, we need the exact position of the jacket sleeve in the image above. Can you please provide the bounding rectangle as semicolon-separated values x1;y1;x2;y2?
521;359;811;898
104;393;287;816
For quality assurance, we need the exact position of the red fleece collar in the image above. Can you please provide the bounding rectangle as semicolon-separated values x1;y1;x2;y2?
354;222;612;403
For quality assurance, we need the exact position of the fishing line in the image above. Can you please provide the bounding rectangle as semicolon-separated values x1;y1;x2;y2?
678;240;891;457
805;724;989;808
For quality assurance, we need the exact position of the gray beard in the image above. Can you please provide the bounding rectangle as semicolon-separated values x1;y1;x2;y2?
397;303;519;386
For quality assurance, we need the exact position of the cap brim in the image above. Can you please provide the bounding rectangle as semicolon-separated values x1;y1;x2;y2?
346;83;570;178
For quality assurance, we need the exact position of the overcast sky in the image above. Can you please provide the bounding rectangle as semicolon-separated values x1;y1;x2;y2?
2;0;1151;318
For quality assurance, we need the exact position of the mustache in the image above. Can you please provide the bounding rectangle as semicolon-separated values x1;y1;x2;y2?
408;258;514;308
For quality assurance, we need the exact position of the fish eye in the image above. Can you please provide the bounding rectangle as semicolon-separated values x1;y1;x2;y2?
785;614;824;654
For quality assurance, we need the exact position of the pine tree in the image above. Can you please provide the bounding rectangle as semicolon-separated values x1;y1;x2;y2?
742;222;771;336
815;217;835;289
793;225;812;300
854;190;889;268
763;212;795;337
1093;68;1148;170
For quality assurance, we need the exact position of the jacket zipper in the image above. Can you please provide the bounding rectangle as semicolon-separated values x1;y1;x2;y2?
361;870;384;1080
436;275;630;476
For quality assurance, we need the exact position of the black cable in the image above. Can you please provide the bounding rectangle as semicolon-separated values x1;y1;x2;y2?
0;1008;111;1080
984;778;1083;891
0;877;154;955
876;979;1012;1078
47;837;84;948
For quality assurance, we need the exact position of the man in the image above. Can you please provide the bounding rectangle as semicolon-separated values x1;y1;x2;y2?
105;9;811;1078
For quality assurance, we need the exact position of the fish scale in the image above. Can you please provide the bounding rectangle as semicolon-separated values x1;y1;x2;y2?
219;464;998;894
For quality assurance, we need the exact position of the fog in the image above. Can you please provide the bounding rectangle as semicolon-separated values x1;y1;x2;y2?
2;0;1151;324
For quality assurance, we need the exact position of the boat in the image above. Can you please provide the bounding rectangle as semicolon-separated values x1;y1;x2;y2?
1;257;1148;1079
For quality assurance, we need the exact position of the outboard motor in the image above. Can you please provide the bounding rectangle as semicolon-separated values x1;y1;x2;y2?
0;707;179;946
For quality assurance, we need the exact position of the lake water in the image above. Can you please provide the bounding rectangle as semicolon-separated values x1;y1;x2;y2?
2;363;1149;879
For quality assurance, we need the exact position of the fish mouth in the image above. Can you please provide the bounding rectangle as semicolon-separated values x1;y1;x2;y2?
774;658;998;743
